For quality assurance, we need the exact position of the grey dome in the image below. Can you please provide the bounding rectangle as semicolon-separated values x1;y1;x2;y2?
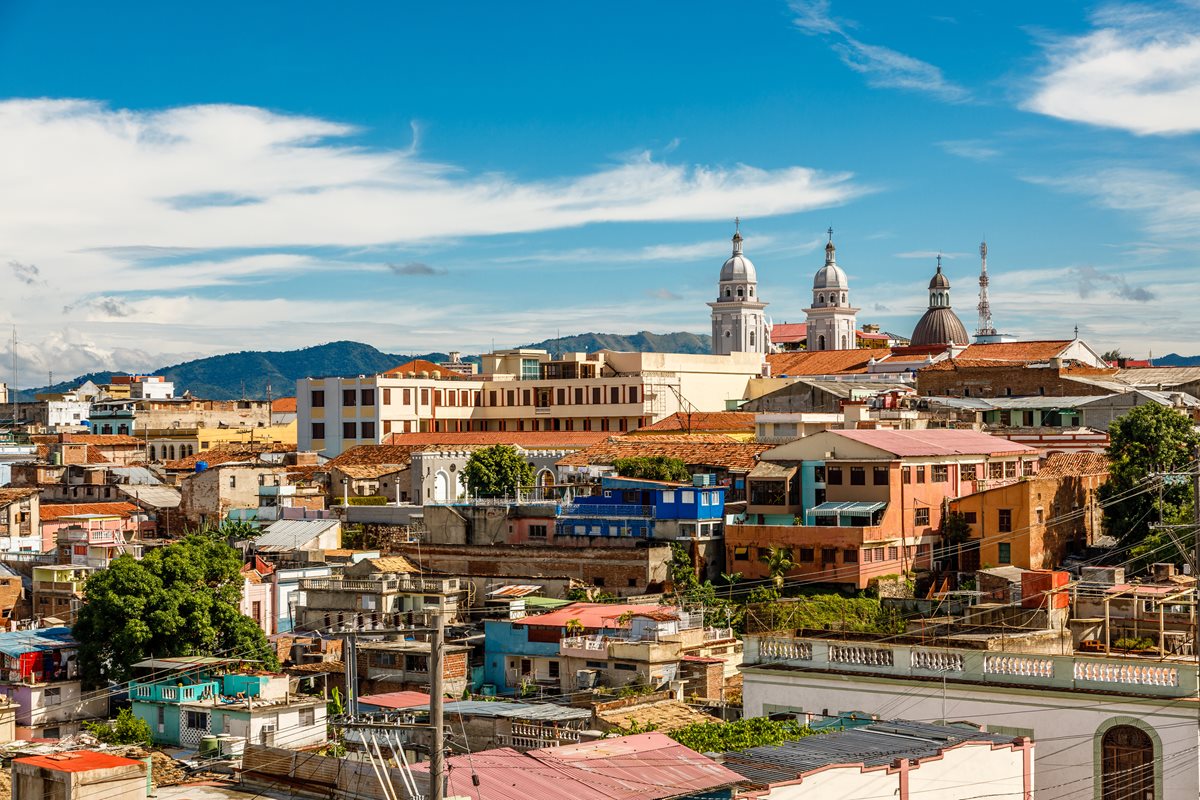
813;241;849;290
912;307;969;346
720;231;757;282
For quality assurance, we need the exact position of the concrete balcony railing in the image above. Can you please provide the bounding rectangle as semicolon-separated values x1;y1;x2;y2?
300;576;461;594
560;637;608;658
558;503;654;519
744;635;1198;698
33;581;85;593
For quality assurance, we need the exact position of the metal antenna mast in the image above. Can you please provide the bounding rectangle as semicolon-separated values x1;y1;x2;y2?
975;240;995;338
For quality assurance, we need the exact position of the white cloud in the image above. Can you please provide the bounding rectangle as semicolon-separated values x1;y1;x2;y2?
894;251;972;260
789;1;968;102
938;140;1001;160
1024;4;1200;135
1027;166;1200;240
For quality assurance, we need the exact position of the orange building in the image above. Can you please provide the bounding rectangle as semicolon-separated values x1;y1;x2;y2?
727;429;1040;588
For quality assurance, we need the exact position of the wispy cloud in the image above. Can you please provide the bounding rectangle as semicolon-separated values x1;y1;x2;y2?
62;297;135;317
894;250;971;260
1024;3;1200;135
1072;265;1155;302
938;140;1001;160
387;261;445;276
789;1;968;102
647;288;682;301
9;260;41;285
1027;166;1200;240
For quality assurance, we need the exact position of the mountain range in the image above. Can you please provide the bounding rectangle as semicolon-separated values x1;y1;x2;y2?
16;331;714;401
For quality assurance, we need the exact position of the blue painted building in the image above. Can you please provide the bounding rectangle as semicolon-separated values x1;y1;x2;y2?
555;477;725;540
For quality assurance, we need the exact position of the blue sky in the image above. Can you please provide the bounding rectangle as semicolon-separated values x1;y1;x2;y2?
2;0;1199;381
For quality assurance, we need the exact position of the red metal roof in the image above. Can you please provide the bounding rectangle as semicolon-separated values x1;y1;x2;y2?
514;603;668;629
357;690;431;710
831;429;1039;457
40;502;139;521
15;751;145;773
411;732;742;800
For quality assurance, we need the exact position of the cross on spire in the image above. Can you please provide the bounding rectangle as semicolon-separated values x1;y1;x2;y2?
827;226;834;243
734;216;740;233
936;253;943;270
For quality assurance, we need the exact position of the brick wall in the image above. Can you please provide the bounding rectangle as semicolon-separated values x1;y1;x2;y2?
917;363;1119;398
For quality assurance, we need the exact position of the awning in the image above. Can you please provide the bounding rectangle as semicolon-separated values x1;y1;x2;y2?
808;501;886;515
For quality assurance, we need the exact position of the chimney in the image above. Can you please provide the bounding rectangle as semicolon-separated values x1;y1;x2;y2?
669;680;686;702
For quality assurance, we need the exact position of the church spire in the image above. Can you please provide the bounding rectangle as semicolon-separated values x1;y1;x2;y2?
731;216;743;255
824;227;836;266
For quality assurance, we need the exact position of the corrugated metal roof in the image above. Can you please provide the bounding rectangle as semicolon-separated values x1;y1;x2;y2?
809;501;886;514
720;720;1019;786
0;627;75;659
254;518;340;551
487;585;544;598
831;428;1038;457
421;700;590;722
117;484;181;508
107;467;161;485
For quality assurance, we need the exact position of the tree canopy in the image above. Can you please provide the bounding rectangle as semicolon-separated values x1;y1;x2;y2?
612;456;691;483
73;533;279;687
1100;403;1199;545
461;444;537;497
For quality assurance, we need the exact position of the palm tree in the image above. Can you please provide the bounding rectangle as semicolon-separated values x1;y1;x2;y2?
761;547;795;589
564;618;585;637
721;572;743;601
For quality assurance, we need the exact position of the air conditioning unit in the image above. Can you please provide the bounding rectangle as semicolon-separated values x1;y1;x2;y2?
260;724;277;746
576;669;598;690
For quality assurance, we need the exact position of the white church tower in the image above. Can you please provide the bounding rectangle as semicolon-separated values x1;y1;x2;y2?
709;219;768;356
804;230;859;351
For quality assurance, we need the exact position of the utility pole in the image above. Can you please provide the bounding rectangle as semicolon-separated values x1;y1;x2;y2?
429;610;445;800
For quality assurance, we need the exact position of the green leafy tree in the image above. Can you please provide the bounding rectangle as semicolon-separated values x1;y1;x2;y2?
462;445;536;498
664;717;818;753
612;456;691;483
83;708;152;746
720;572;742;602
73;534;280;687
941;512;973;571
1100;403;1199;545
761;546;795;589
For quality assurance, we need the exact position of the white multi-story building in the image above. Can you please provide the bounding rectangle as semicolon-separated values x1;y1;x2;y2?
297;348;765;457
741;634;1197;800
804;236;859;351
709;223;768;356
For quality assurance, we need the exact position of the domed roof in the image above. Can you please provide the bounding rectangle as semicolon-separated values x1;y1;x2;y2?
929;262;951;290
911;307;969;347
813;240;849;290
720;231;757;282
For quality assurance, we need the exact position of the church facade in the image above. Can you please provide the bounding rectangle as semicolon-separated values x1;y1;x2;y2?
709;223;769;356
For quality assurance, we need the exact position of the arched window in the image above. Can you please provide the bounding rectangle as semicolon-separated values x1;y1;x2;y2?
818;293;825;304
749;287;754;297
749;330;756;347
737;287;744;298
725;288;731;297
840;335;847;349
1101;725;1153;800
818;334;826;350
148;445;156;461
841;293;846;304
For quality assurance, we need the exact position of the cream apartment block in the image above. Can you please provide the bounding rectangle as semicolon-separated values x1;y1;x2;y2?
298;349;766;456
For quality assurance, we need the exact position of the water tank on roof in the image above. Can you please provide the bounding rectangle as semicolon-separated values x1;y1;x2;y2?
195;461;209;473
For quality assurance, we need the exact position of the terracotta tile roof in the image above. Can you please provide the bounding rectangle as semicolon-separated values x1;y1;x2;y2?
382;359;469;379
61;433;144;446
383;431;606;448
556;435;770;471
327;444;426;472
271;397;297;413
164;442;295;471
767;350;876;376
358;555;421;574
770;322;807;343
40;502;139;521
830;429;1040;457
637;412;755;433
1038;452;1110;477
955;341;1075;362
0;488;38;506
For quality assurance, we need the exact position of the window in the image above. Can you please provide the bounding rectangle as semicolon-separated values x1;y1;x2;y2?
813;466;826;483
998;509;1012;533
733;547;749;561
826;467;843;485
843;549;858;563
914;508;930;526
960;464;977;481
821;547;837;563
311;422;325;440
311;390;325;408
1004;461;1017;478
998;542;1011;564
300;707;316;727
628;387;639;403
901;466;911;484
548;661;560;679
361;389;374;406
932;465;948;482
43;688;61;706
382;388;391;404
593;387;602;404
850;466;865;485
873;466;888;485
681;490;694;503
228;475;237;489
342;389;357;406
887;546;899;561
343;421;356;440
798;547;815;562
610;387;620;404
1023;460;1036;477
592;577;606;587
403;388;412;404
614;662;637;671
186;711;208;730
1101;725;1154;800
529;524;547;539
360;421;376;440
915;465;926;483
989;461;1004;479
963;511;977;524
157;706;165;724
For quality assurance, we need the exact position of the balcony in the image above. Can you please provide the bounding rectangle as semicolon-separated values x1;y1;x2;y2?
131;680;219;704
744;635;1198;699
258;484;297;497
560;636;607;658
33;581;85;594
299;576;460;594
558;503;654;519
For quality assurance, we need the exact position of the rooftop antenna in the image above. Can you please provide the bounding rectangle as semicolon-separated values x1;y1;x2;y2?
10;326;17;430
976;240;996;338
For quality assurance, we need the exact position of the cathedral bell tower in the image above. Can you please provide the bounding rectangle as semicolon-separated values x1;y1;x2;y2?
709;219;768;356
803;230;859;351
